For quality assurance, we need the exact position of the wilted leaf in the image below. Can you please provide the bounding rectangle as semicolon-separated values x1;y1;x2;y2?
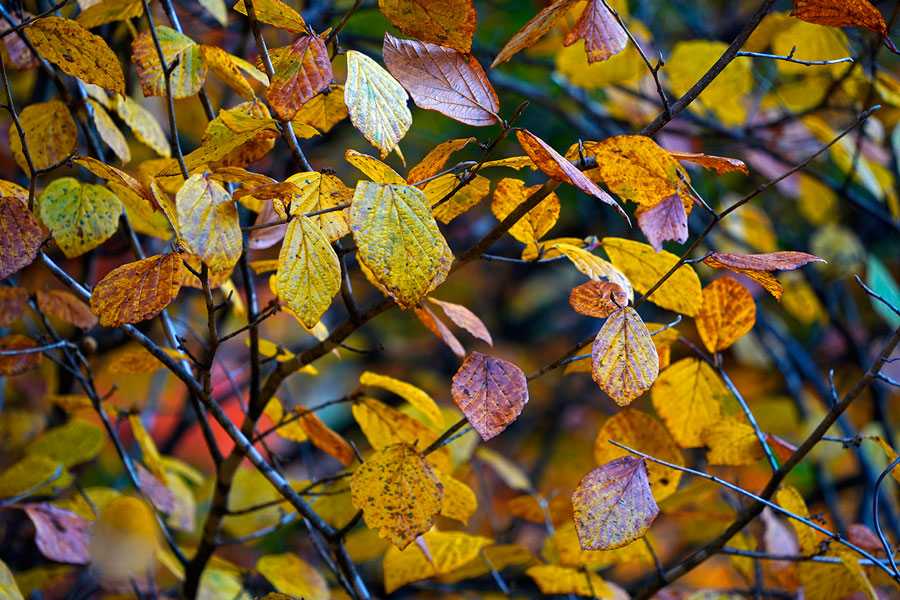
0;197;43;281
563;0;628;63
176;174;241;273
131;26;207;98
594;409;683;501
572;456;659;550
491;0;578;68
427;297;493;345
701;418;765;466
695;276;756;353
115;95;171;158
638;193;688;252
90;253;183;327
414;303;465;356
704;251;825;271
668;150;749;175
360;371;444;428
345;50;411;158
24;504;92;565
257;553;328;600
292;85;348;133
517;130;628;220
491;178;560;245
591;306;658;405
383;33;499;127
602;237;702;316
233;0;306;32
39;177;122;259
0;287;27;326
275;216;340;328
526;564;612;597
350;443;443;549
0;335;42;376
569;280;628;318
267;35;333;121
26;17;125;96
379;0;478;53
651;358;724;447
383;530;490;593
451;351;529;441
9;100;77;173
350;182;449;309
790;0;887;35
36;290;97;329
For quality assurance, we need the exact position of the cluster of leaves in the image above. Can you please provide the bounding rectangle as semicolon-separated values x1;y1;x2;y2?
1;0;900;598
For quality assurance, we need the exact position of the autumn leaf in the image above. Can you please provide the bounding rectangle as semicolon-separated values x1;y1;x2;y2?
292;85;348;133
360;371;445;428
451;351;529;440
695;276;756;353
0;287;27;326
74;156;157;214
295;408;355;467
0;335;42;376
9;100;77;173
701;418;765;466
378;0;478;53
383;530;490;593
233;0;306;32
257;553;328;600
24;504;92;565
554;243;634;302
200;45;259;101
570;280;629;318
25;419;106;468
89;253;183;327
87;100;130;163
408;138;475;184
38;177;123;259
651;358;724;447
267;35;333;121
427;297;493;345
667;40;752;126
176;174;242;273
563;0;628;63
284;171;352;241
88;496;158;581
491;0;579;68
414;302;466;357
790;0;888;35
383;33;499;127
0;455;70;501
132;26;207;98
702;251;825;300
591;306;658;405
115;95;171;158
275;216;340;328
526;564;612;597
350;443;443;549
25;17;125;96
35;290;97;329
76;0;143;29
668;150;749;175
427;173;492;224
436;470;478;524
637;193;689;252
491;178;560;245
0;196;43;281
345;149;407;185
345;50;411;158
572;456;659;550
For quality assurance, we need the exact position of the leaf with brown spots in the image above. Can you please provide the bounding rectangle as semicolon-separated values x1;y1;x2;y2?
9;100;77;174
790;0;887;35
0;197;43;281
379;0;477;53
24;503;92;565
36;290;97;329
0;335;42;376
38;178;122;259
427;297;493;345
0;287;28;326
695;276;756;353
562;0;628;63
569;280;628;318
572;455;659;550
89;253;183;327
591;306;658;405
451;351;529;441
637;193;688;252
267;35;333;121
350;443;443;549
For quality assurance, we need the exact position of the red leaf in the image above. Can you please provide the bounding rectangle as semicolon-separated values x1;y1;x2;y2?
0;196;43;281
637;193;688;252
24;503;92;564
516;129;628;222
382;33;499;127
790;0;888;35
451;351;529;441
562;0;628;63
267;35;333;121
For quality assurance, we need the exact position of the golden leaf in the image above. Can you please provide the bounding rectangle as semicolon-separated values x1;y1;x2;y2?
275;216;340;328
9;100;77;174
176;174;241;273
695;276;757;353
90;253;183;327
651;358;724;447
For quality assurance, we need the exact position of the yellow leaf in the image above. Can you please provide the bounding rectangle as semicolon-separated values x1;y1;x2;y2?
696;276;757;353
110;181;174;239
435;469;477;524
115;95;171;158
9;100;77;174
591;307;658;405
553;242;634;302
555;37;643;90
275;216;340;328
427;173;491;224
666;40;752;126
651;358;724;447
773;19;851;76
38;177;122;258
0;557;24;600
360;371;444;428
89;496;158;581
129;415;167;484
222;468;292;538
350;182;450;309
382;530;491;593
233;0;306;32
594;409;683;501
256;553;328;600
282;171;351;242
526;564;612;597
131;25;207;98
350;443;443;549
438;544;536;583
602;237;702;316
701;418;765;466
552;523;653;568
408;137;476;184
196;0;227;25
475;447;531;491
90;253;183;327
0;455;70;500
25;17;125;96
25;419;105;469
490;177;560;244
106;346;188;375
345;50;411;158
263;398;309;443
176;174;242;273
87;100;130;164
867;436;900;485
200;45;256;100
344;149;406;184
76;0;142;28
292;85;348;133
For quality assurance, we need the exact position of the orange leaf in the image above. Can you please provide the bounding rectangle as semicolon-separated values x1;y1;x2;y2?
267;35;333;121
0;335;42;376
591;306;658;405
569;280;628;318
408;137;476;185
572;456;659;550
296;409;355;467
89;253;183;327
378;0;478;53
36;290;98;329
695;276;756;353
427;297;493;345
451;351;529;441
516;129;628;221
0;196;43;281
562;0;628;63
790;0;887;35
668;150;749;175
383;33;499;127
0;287;27;326
637;193;688;252
491;0;578;68
414;303;465;357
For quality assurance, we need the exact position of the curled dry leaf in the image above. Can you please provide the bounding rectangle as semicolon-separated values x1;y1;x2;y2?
378;0;478;53
350;443;443;549
695;276;756;353
0;197;43;281
572;456;659;550
790;0;888;35
491;0;578;68
267;35;333;121
89;253;183;327
408;137;475;184
516;130;628;221
702;251;824;301
414;302;466;357
451;351;529;441
637;193;689;252
295;408;356;467
667;150;749;175
562;0;628;63
345;50;411;158
427;297;493;345
36;290;98;329
0;335;42;376
569;280;628;318
383;33;499;127
591;306;658;405
23;504;92;565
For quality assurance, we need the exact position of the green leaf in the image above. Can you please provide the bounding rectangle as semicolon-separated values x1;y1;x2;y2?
38;177;122;258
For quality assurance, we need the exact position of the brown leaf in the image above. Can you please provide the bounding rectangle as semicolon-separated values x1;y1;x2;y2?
1;12;39;70
703;251;825;271
90;253;183;327
0;335;42;376
451;351;529;441
790;0;887;35
591;306;658;405
847;524;884;554
414;302;465;357
36;290;98;329
516;129;628;221
637;193;688;252
427;298;493;345
248;201;287;250
378;0;478;53
24;503;92;565
0;287;28;326
563;0;628;63
667;150;749;175
383;33;499;127
572;456;659;550
0;196;43;281
569;280;628;318
267;35;333;121
491;0;579;68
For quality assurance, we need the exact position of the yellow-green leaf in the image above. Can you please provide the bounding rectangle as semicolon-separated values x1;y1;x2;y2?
76;0;142;29
38;177;122;258
115;95;171;157
131;25;207;98
0;557;24;600
0;455;70;500
176;174;241;273
275;216;340;328
345;50;411;158
25;419;106;469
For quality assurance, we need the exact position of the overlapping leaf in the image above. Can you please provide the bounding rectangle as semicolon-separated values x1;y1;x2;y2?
668;150;748;175
36;290;97;329
132;26;207;98
345;51;411;158
702;251;824;300
563;0;628;63
427;297;493;345
638;193;688;251
553;243;634;302
360;371;444;428
696;276;756;353
570;280;628;318
591;307;658;405
414;303;465;356
426;173;491;224
257;553;328;600
89;253;183;327
115;96;171;158
233;0;306;32
275;216;340;328
379;0;478;53
267;35;333;121
491;178;560;245
24;504;91;565
9;100;77;173
292;85;348;133
176;174;241;273
284;171;352;241
451;351;529;440
38;178;122;259
0;197;42;281
526;564;612;597
383;530;490;593
76;0;143;29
